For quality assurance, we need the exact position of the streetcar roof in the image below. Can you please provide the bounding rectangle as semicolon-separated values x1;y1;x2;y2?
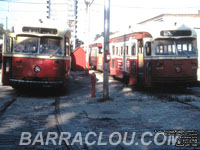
13;33;65;39
12;20;71;38
131;23;197;40
90;36;104;47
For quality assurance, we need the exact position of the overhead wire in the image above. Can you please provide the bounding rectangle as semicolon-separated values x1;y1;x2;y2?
0;0;199;14
0;0;199;11
0;0;70;5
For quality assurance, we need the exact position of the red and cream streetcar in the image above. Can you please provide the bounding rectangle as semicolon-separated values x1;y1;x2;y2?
1;22;71;89
90;24;198;87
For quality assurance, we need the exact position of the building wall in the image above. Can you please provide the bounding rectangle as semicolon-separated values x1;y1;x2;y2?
50;0;75;22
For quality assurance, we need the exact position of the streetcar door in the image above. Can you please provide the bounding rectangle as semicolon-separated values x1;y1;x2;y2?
144;41;152;87
2;34;13;85
137;39;144;82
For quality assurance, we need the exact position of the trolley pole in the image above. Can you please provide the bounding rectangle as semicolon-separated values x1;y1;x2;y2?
103;0;110;100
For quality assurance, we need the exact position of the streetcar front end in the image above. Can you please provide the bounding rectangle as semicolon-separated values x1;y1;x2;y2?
149;29;198;87
2;26;71;89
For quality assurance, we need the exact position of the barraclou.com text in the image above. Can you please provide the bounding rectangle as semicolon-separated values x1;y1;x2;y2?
19;131;179;146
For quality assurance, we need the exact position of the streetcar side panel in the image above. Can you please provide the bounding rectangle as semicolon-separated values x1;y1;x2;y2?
2;34;13;85
0;43;2;63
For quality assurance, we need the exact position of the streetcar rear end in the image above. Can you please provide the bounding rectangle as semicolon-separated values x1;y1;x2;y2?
89;43;103;71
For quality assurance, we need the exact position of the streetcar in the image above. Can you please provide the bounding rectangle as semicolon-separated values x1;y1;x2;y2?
89;42;103;70
109;31;152;85
1;22;71;89
90;24;198;87
141;25;198;87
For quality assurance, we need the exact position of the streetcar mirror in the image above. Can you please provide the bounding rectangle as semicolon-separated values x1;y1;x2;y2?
6;37;12;53
105;52;111;62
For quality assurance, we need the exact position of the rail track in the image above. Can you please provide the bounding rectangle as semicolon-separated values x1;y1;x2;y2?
151;90;200;112
0;95;82;150
167;96;200;111
55;98;100;150
55;97;81;150
0;97;17;117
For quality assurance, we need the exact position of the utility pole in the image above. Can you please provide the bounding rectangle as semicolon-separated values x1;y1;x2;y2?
74;0;78;49
84;0;94;73
46;0;51;19
6;1;9;30
103;0;110;100
6;17;8;30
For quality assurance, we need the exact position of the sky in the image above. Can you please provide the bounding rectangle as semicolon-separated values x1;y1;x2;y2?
81;0;200;41
91;0;200;31
0;0;200;41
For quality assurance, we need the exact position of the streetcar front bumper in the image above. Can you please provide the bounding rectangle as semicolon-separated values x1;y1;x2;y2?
151;76;198;87
9;79;65;88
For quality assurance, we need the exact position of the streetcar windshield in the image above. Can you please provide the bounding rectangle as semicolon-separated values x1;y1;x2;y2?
153;38;197;56
14;36;38;54
39;37;63;56
14;36;64;56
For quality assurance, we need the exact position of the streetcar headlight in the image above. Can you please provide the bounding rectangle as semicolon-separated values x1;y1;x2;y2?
175;66;182;73
156;62;164;70
34;66;41;73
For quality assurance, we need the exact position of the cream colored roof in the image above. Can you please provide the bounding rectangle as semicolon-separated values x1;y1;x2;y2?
13;20;70;38
130;23;197;40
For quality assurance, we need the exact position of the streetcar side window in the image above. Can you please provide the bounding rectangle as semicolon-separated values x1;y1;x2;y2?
91;48;97;56
177;44;182;52
112;46;115;55
145;42;151;56
65;37;70;56
125;46;129;56
131;43;136;56
155;44;176;55
116;47;118;56
168;45;172;53
183;44;187;51
6;37;12;53
160;45;164;54
172;45;176;54
188;44;192;51
164;45;168;53
99;47;103;54
121;46;123;56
